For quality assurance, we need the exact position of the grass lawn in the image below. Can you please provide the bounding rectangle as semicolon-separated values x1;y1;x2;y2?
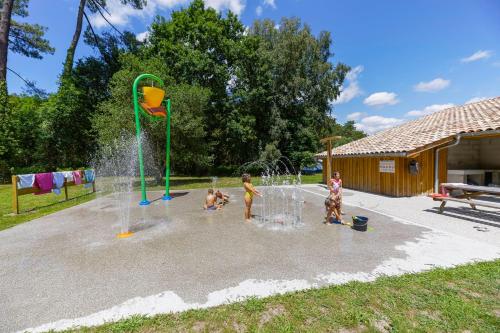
67;260;500;333
0;174;323;231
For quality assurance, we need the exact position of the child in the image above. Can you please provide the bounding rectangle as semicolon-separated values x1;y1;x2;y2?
325;171;343;224
215;190;230;205
204;189;221;211
242;173;262;222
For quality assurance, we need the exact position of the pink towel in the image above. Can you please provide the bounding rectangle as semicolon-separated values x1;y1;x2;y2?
34;173;53;195
439;185;450;196
73;170;82;185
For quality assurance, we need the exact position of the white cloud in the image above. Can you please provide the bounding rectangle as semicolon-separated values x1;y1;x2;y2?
355;115;404;134
465;96;493;104
90;0;245;28
255;5;263;16
406;103;454;117
363;91;399;107
136;30;150;42
263;0;276;8
331;65;363;105
255;0;276;17
414;77;450;92
461;50;493;63
346;112;365;121
206;0;245;14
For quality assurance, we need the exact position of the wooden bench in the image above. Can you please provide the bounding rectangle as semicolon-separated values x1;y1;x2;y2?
430;183;500;214
12;172;96;214
432;195;500;213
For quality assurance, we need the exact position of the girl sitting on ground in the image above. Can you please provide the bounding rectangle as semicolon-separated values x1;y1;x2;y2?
325;171;344;224
242;173;262;222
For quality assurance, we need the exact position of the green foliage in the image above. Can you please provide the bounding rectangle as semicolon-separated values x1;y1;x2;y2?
8;21;54;58
0;80;12;180
4;0;366;178
6;94;45;167
2;0;55;59
93;54;213;176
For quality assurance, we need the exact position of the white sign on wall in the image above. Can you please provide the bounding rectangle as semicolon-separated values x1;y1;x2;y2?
379;160;395;173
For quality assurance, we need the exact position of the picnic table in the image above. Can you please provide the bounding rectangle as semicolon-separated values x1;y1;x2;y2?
431;183;500;213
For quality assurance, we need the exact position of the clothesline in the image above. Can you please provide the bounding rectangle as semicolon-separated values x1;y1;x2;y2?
11;169;96;214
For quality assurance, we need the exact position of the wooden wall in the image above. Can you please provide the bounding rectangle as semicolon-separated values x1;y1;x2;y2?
322;148;448;197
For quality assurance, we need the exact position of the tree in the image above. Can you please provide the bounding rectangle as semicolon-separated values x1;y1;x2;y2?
93;54;212;179
41;30;139;169
0;0;54;81
145;0;247;165
62;0;145;79
0;0;53;179
232;18;349;167
0;0;14;82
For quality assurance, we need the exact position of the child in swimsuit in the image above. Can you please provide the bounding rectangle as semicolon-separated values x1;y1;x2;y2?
215;190;230;205
204;189;221;210
242;173;261;222
325;171;343;224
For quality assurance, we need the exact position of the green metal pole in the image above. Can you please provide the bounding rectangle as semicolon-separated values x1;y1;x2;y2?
163;98;172;200
133;74;150;205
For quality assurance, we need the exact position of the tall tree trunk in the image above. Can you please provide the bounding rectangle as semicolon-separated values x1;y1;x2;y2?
62;0;86;79
0;0;14;164
0;0;14;81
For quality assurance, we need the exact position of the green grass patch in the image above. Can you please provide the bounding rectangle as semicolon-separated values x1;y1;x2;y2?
0;184;97;232
66;260;500;332
147;173;323;191
0;174;323;231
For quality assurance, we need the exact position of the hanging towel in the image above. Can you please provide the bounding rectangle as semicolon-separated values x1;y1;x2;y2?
62;171;73;181
17;174;35;189
84;169;95;188
73;170;82;185
34;173;53;195
52;172;66;195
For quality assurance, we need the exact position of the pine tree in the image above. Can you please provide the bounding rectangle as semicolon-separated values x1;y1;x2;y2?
62;0;145;79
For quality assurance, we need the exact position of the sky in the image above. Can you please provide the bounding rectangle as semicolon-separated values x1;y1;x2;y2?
8;0;500;134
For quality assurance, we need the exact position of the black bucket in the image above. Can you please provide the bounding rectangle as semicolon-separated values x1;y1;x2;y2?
352;216;368;231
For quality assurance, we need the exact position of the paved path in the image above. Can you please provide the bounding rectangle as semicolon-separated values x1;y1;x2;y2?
0;186;498;332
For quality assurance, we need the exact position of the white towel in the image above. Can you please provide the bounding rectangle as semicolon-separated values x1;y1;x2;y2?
17;174;35;189
62;171;73;181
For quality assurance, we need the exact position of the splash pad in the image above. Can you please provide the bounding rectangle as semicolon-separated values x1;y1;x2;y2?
239;158;304;229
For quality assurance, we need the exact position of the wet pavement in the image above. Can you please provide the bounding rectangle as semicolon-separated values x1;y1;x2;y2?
0;186;498;332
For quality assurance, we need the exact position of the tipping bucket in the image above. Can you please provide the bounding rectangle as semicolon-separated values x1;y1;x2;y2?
352;216;368;231
142;86;165;107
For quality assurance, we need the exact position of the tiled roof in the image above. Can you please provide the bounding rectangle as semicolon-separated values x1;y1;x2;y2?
317;97;500;157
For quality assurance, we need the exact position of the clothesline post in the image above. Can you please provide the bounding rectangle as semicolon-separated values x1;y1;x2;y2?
12;175;19;214
64;178;69;201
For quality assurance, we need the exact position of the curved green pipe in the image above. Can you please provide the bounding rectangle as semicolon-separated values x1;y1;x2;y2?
132;73;171;205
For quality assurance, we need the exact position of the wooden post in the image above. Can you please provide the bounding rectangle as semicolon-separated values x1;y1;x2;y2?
92;180;96;193
320;136;342;185
326;140;332;184
64;178;69;201
12;175;19;214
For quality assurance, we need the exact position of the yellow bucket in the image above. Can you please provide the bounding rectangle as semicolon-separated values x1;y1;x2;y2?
142;86;165;107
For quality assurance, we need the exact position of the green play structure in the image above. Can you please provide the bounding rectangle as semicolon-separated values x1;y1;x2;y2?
132;73;172;205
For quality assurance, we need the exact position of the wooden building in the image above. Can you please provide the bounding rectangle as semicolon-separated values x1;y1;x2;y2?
317;97;500;197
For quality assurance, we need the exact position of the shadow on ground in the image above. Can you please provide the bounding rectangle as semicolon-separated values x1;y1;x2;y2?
424;207;500;228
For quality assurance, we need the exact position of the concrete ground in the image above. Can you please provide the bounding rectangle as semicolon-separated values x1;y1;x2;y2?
0;185;499;332
301;184;500;245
